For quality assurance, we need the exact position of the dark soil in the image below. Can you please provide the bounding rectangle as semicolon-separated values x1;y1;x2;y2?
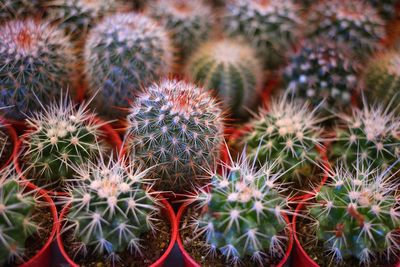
180;206;288;267
0;129;12;168
63;214;171;267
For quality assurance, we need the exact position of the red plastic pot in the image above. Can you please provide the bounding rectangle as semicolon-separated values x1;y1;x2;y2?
14;117;123;196
177;202;293;267
57;198;177;267
19;182;58;267
0;117;18;171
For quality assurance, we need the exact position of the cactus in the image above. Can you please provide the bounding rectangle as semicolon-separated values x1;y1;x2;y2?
0;0;41;21
223;0;303;69
126;79;224;192
244;94;323;183
330;104;400;171
284;39;358;112
307;161;400;265
22;97;104;191
61;155;160;262
148;0;213;66
368;0;398;20
0;19;77;120
308;0;384;57
0;167;39;265
190;150;290;265
84;13;173;119
186;39;263;118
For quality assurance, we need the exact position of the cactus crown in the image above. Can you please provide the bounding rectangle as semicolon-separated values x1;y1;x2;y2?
84;12;172;118
23;97;104;190
245;94;323;182
126;79;223;192
62;155;160;261
0;19;76;119
0;0;41;21
186;39;263;118
190;150;290;265
308;161;400;265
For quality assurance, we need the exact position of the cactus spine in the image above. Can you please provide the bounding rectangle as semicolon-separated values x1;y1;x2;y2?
0;0;41;21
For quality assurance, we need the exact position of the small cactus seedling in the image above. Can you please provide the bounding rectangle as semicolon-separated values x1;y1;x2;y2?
190;151;290;265
61;156;160;263
284;39;358;112
0;167;39;265
84;13;173;119
186;39;263;118
223;0;303;69
148;0;213;66
331;104;400;170
307;162;400;265
308;0;385;57
244;95;323;183
0;19;77;120
126;79;224;192
0;0;41;21
22;97;104;191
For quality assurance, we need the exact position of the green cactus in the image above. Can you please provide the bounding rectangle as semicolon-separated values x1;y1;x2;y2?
84;12;173;119
186;39;263;118
223;0;303;69
126;79;224;192
0;19;77;120
0;0;41;21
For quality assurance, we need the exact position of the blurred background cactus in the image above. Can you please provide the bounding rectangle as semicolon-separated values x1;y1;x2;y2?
126;79;223;192
186;39;263;118
84;13;172;119
0;19;77;120
0;0;42;21
368;0;399;20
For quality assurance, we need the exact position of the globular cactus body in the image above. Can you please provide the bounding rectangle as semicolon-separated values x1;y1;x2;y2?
0;0;41;21
126;79;223;192
186;39;263;118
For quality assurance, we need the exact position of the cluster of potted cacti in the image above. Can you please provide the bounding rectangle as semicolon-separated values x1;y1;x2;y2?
0;0;399;266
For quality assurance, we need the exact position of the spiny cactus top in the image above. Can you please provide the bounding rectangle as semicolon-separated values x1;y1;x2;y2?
0;0;41;21
307;162;400;265
23;97;104;191
331;104;400;170
0;19;77;120
190;151;290;265
244;95;323;183
223;0;303;69
126;79;224;192
308;0;384;57
186;39;263;118
85;12;172;119
284;39;358;112
0;167;39;265
62;156;159;262
149;0;213;66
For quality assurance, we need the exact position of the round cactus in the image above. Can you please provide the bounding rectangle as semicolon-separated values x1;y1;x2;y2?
84;13;173;119
307;161;400;265
244;95;323;183
368;0;398;20
0;0;41;21
284;39;359;112
331;104;400;170
126;79;224;192
0;19;77;120
190;150;290;265
22;97;105;191
61;155;160;262
223;0;303;69
307;0;385;57
186;39;263;118
148;0;214;66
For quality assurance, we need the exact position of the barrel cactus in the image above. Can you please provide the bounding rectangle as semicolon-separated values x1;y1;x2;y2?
61;156;160;263
0;0;41;21
84;13;172;119
22;97;104;191
190;150;290;265
0;19;77;120
284;39;358;112
148;0;213;66
307;161;400;265
186;39;263;118
223;0;303;69
126;79;224;192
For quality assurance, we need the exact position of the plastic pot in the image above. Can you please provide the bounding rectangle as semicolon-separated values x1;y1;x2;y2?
177;202;293;267
57;198;177;267
0;117;18;171
14;117;122;196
